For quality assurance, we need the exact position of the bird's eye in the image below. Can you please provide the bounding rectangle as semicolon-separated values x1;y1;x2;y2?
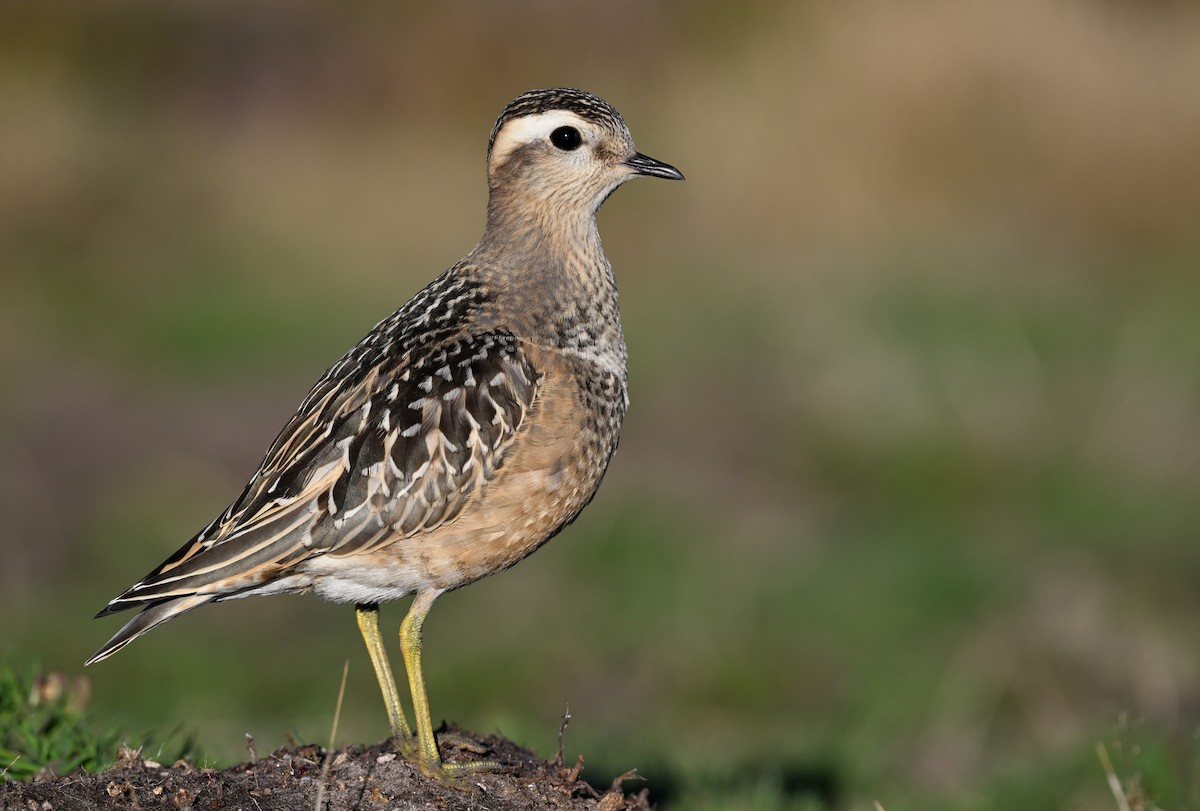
549;126;582;151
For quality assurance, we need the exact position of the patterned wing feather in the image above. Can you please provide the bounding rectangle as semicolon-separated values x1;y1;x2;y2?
97;331;539;615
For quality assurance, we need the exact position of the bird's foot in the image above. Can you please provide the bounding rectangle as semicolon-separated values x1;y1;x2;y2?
422;730;505;789
391;728;504;789
418;756;506;790
389;731;420;761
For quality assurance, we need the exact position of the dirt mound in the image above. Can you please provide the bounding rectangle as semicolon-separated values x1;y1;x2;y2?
1;726;649;811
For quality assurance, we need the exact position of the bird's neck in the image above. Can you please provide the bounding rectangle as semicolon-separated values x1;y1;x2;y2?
472;191;626;372
483;184;601;255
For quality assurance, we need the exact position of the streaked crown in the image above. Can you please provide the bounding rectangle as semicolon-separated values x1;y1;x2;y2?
488;88;626;155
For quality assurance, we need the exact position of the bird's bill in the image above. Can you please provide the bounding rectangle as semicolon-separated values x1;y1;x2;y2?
624;152;685;180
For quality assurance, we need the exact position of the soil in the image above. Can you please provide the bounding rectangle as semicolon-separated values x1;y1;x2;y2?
0;726;651;811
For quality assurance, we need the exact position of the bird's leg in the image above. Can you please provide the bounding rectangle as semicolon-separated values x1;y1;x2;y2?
355;603;416;754
399;589;503;785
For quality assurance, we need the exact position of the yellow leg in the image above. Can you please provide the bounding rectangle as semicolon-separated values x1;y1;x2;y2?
355;603;415;746
399;589;502;784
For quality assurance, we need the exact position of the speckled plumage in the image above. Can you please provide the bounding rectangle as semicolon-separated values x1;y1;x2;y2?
88;87;682;783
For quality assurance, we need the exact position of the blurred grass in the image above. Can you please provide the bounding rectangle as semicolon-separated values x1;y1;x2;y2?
0;667;120;781
0;666;195;782
3;0;1200;808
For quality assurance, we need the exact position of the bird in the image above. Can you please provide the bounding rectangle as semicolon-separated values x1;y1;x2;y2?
87;87;683;785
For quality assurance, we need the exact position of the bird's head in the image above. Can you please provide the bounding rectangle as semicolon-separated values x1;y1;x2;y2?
486;88;683;221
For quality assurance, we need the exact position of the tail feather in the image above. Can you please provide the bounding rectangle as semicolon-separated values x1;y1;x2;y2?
85;594;212;665
94;601;135;619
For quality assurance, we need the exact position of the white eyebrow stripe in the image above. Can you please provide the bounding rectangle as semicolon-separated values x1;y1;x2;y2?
490;110;590;167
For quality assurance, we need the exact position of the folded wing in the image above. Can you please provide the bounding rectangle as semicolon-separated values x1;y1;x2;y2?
87;331;539;664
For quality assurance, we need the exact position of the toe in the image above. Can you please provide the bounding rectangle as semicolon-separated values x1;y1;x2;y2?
420;757;506;790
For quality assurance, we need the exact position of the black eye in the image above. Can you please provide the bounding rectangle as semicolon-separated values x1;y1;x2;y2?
549;126;582;151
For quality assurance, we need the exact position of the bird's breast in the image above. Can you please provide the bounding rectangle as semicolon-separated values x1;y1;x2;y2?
380;347;625;593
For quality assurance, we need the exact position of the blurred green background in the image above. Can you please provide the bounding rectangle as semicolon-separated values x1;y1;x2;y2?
3;1;1200;808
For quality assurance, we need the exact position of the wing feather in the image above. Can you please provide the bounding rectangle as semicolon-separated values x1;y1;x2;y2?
98;331;539;615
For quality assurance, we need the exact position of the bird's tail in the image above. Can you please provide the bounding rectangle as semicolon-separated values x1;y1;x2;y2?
85;594;213;666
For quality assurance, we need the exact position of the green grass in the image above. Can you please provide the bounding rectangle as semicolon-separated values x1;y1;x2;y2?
0;665;122;781
0;665;196;783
